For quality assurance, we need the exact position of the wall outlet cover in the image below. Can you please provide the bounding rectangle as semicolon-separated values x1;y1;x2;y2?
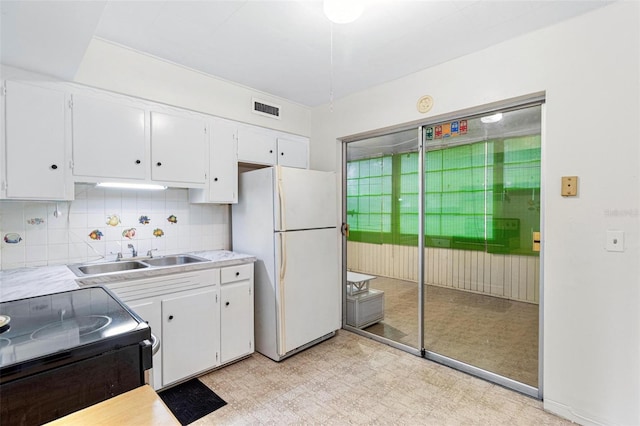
606;230;624;252
561;176;578;196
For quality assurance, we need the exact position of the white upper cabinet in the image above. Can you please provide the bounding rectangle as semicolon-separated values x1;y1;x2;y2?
237;124;308;169
2;81;72;200
190;118;238;204
237;125;277;166
150;111;207;185
72;94;146;180
277;136;309;169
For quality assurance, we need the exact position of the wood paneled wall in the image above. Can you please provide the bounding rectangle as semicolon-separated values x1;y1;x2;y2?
347;241;539;304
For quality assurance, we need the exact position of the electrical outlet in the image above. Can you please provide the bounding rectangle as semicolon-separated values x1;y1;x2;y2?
606;230;624;252
561;176;578;196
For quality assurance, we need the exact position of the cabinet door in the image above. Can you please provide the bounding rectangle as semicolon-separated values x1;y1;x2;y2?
150;111;206;184
277;137;308;169
128;299;162;390
220;280;254;364
4;81;69;199
237;126;276;165
209;120;238;203
161;289;219;386
72;94;146;179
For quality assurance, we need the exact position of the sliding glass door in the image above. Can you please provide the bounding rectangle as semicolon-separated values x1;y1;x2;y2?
343;102;542;395
345;128;421;350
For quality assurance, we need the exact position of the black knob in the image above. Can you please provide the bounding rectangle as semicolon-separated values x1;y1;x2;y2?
168;315;174;320
50;164;58;170
235;272;240;276
225;302;230;306
135;160;141;164
269;150;273;153
156;162;162;166
281;152;284;156
214;177;218;182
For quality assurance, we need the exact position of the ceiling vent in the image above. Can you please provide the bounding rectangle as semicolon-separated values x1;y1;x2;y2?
252;98;280;119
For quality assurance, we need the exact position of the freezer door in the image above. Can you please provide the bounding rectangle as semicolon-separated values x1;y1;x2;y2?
274;167;337;231
275;228;340;356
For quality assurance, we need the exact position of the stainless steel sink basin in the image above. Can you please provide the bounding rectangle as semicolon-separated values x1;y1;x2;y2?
69;261;148;276
141;254;208;267
68;254;209;277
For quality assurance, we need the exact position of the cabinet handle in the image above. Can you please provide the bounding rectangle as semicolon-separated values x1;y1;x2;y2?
269;150;273;154
235;272;240;276
168;315;174;321
156;162;162;167
225;302;230;306
50;164;58;170
214;177;218;182
135;160;141;164
280;152;284;156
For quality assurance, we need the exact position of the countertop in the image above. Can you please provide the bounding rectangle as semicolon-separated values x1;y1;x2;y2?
0;250;256;303
45;385;180;426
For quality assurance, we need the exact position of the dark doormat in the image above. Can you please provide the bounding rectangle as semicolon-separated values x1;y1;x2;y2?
158;378;227;425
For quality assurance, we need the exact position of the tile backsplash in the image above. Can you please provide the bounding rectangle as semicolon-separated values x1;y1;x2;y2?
0;184;230;270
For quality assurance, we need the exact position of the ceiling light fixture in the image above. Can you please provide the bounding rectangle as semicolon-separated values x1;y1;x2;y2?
481;112;503;124
96;182;167;191
323;0;364;24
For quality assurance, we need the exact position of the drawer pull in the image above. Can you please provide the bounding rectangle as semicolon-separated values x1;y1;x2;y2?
225;301;230;306
235;272;240;276
168;315;174;321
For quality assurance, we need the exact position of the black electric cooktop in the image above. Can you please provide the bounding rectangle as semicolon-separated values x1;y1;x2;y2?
0;286;150;383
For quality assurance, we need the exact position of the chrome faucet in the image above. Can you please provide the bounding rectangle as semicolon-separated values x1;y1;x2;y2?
146;248;158;258
127;244;137;258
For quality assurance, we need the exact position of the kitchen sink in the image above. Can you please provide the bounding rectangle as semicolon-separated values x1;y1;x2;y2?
68;254;209;277
71;261;148;276
141;254;208;267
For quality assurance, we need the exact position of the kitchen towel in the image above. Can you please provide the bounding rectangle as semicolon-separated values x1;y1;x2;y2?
158;378;227;425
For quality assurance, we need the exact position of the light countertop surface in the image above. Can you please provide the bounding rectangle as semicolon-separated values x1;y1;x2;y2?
45;385;179;426
0;250;256;303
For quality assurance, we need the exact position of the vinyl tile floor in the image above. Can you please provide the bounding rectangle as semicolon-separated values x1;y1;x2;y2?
196;330;567;425
363;277;539;387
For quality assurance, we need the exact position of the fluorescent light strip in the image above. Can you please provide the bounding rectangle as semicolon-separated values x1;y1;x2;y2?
96;182;167;191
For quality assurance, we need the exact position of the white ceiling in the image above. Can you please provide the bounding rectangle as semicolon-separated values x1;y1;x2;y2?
1;1;612;107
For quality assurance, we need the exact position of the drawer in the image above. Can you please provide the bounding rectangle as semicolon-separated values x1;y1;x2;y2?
221;263;253;284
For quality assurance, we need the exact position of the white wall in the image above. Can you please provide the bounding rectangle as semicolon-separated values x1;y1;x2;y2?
311;2;640;425
73;38;311;137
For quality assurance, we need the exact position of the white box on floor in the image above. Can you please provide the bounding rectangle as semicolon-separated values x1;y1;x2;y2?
346;289;385;328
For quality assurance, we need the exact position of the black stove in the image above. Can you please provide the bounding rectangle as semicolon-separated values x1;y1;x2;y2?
0;287;152;425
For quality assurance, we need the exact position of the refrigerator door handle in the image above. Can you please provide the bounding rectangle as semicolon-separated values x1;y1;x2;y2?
277;231;287;356
276;165;286;231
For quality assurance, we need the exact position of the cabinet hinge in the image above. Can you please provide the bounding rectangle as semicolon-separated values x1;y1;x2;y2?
216;352;218;361
215;294;218;303
1;85;6;96
68;99;73;109
1;181;7;191
69;160;74;170
249;341;252;348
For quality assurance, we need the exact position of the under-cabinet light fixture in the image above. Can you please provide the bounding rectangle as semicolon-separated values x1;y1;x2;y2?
96;182;167;191
481;112;503;124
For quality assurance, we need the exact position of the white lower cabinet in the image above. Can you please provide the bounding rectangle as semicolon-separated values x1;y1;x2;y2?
220;264;254;364
162;288;219;385
127;299;162;389
105;264;254;390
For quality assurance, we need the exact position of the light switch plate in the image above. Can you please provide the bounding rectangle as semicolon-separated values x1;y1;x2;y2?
561;176;578;196
606;230;624;252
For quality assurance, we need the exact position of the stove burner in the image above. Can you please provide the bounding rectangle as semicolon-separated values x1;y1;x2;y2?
30;315;112;341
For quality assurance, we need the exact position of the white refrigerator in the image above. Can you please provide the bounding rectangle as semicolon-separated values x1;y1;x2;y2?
232;166;339;361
